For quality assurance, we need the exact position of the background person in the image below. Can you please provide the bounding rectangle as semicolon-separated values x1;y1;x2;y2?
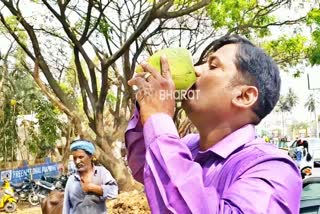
63;139;118;214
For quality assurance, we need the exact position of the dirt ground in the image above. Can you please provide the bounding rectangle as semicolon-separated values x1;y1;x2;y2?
107;190;150;214
0;190;150;214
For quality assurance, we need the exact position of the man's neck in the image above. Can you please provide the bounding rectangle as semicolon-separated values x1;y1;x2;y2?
197;120;247;151
198;126;233;151
79;165;94;177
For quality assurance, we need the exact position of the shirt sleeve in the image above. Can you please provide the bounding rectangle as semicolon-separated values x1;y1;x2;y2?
124;105;198;184
99;167;119;201
62;177;72;214
124;106;146;183
143;113;302;213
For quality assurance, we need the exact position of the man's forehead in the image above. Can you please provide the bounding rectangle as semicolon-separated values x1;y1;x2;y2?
211;44;238;57
208;44;238;64
72;150;87;156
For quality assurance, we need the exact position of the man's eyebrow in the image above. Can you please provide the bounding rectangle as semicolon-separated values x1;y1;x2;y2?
208;55;222;64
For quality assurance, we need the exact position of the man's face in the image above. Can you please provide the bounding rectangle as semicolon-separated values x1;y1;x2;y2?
182;44;241;125
72;150;92;172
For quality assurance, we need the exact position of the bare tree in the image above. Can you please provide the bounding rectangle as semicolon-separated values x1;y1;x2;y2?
0;0;310;190
0;0;211;191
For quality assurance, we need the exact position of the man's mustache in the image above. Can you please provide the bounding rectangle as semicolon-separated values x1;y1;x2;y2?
76;164;85;168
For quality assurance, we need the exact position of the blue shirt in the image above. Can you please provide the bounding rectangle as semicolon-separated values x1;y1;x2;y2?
63;166;118;214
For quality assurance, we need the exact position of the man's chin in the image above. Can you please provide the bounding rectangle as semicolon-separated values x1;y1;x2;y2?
77;167;85;172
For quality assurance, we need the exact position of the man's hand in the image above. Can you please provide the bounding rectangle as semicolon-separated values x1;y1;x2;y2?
80;179;95;193
128;55;176;124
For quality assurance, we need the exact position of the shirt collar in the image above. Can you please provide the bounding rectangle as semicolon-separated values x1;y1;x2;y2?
199;124;256;159
74;165;98;180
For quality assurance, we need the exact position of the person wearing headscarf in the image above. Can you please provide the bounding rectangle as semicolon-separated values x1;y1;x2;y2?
63;139;118;214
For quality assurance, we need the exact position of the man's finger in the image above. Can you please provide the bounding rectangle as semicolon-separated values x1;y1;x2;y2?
134;72;155;83
140;62;162;80
160;55;172;80
128;76;146;88
134;72;148;78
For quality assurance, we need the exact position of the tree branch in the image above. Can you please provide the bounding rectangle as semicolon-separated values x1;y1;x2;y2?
79;0;93;44
156;0;210;19
32;62;74;118
0;13;36;61
1;0;73;110
73;49;96;113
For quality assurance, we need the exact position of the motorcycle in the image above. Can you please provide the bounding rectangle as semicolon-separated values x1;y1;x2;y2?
11;178;37;204
41;174;68;191
0;179;17;213
34;179;56;200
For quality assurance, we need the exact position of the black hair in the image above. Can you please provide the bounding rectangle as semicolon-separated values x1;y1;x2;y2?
210;34;281;123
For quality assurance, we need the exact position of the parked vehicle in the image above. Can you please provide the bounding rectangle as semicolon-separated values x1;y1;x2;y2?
34;179;56;200
288;138;320;167
300;176;320;213
12;173;68;206
41;174;68;191
0;180;17;213
11;178;37;204
56;174;68;190
287;139;314;179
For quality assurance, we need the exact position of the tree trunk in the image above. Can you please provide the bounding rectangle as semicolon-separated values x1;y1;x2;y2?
94;144;142;192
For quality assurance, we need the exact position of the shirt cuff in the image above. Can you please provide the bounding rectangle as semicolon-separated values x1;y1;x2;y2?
125;106;141;132
100;182;118;200
143;113;179;147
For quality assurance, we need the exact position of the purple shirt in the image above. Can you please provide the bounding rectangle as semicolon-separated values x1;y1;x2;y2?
125;109;302;214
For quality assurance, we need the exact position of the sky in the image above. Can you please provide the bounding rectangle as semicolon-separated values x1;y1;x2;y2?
278;65;320;122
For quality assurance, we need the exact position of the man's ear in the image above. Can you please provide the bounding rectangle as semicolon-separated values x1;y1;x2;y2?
231;85;258;108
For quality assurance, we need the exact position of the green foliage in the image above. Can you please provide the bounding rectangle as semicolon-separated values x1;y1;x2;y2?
0;101;19;161
0;72;63;159
106;91;117;105
307;8;320;24
207;0;276;37
289;122;309;135
59;82;77;107
307;8;320;65
26;99;61;157
292;122;309;130
4;16;19;30
14;31;28;71
262;35;308;69
98;20;110;37
304;93;317;113
276;88;299;113
206;0;312;72
0;41;63;159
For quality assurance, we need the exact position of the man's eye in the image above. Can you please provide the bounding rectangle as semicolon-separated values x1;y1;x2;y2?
209;64;217;69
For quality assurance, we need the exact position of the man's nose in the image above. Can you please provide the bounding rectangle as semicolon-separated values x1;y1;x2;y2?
75;159;81;164
194;66;202;77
